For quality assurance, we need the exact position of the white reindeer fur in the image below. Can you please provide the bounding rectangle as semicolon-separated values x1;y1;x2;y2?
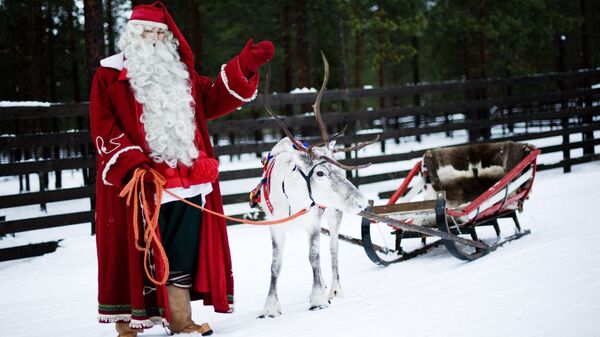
259;138;367;317
436;162;505;184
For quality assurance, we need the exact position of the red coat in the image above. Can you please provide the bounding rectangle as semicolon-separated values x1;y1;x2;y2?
91;49;258;326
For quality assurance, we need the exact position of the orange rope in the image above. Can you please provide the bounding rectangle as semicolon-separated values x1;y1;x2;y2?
119;167;169;286
118;167;310;285
161;189;309;225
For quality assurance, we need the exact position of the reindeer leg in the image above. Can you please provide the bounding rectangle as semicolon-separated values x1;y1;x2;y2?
308;223;329;310
259;229;285;318
325;208;344;299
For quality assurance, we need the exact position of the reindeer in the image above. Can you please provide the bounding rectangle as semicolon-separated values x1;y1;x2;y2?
255;53;378;318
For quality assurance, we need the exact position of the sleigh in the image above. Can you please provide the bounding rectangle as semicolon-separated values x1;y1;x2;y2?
360;141;541;265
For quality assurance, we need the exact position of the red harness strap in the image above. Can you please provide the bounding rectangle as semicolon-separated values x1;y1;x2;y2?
249;154;276;214
263;158;276;214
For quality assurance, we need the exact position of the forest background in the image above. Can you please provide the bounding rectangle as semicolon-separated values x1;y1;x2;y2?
1;0;599;120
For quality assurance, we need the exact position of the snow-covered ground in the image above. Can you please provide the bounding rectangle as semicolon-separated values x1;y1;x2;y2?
0;101;52;107
1;136;600;336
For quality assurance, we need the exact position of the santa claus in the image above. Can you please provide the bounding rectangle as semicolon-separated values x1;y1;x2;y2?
89;2;273;336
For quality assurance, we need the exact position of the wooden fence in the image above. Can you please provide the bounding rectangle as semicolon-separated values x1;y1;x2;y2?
1;68;599;261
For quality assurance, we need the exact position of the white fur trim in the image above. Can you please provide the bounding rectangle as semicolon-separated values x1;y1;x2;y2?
130;318;159;328
220;64;258;102
102;146;144;186
129;19;168;30
100;52;124;70
98;313;132;323
98;315;161;328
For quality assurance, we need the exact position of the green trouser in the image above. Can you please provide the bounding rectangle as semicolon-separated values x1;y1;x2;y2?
158;194;203;279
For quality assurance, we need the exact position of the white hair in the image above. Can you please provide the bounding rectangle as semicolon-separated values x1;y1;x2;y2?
118;22;199;168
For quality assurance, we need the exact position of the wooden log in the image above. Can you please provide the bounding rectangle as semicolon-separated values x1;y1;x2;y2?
0;241;62;262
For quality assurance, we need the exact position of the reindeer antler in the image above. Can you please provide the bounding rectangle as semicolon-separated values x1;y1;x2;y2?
313;51;330;145
263;53;379;170
333;134;380;153
263;66;312;156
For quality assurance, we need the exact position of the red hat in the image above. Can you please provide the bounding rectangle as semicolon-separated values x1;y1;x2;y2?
128;1;195;72
129;3;168;30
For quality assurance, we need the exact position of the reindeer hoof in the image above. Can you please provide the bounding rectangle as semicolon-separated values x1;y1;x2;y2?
258;313;279;319
261;297;282;318
309;303;329;311
258;308;281;318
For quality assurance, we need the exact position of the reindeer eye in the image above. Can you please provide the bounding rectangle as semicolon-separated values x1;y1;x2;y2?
316;171;325;177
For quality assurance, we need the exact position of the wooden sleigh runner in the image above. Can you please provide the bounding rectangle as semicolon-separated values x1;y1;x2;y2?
359;141;541;265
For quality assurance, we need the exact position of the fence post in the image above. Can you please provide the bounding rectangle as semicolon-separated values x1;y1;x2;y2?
581;73;595;156
558;35;571;173
580;0;594;156
52;116;62;189
252;108;263;158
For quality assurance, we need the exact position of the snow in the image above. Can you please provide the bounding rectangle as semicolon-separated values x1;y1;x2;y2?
1;135;600;337
289;87;317;94
0;101;52;107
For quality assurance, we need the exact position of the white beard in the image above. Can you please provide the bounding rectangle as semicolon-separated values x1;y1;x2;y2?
121;33;199;168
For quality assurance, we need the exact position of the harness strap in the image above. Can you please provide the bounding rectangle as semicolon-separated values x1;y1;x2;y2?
295;161;327;208
281;179;291;216
263;158;277;213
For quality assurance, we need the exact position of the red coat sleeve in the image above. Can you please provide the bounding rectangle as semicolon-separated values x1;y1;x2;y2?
195;56;259;120
89;68;150;189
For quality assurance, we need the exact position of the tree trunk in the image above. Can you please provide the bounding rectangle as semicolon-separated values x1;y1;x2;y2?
580;0;594;155
46;1;57;102
338;16;349;111
580;0;591;70
477;0;490;140
106;0;116;55
26;0;45;101
25;0;45;193
5;1;18;99
462;35;477;141
412;36;421;141
186;0;203;73
353;0;362;110
557;34;571;173
294;0;309;89
84;0;104;187
378;61;385;107
505;66;514;134
67;4;82;102
282;0;293;116
84;0;105;95
338;13;351;158
376;1;385;110
294;0;311;139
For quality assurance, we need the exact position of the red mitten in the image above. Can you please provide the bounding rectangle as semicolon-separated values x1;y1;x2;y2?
191;152;219;183
238;38;275;77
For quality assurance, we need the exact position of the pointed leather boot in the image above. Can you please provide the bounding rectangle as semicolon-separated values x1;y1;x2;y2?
115;322;143;337
166;285;213;336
